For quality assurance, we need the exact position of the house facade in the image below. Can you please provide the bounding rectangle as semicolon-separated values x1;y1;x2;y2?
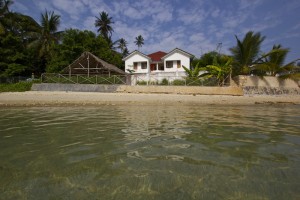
123;48;194;80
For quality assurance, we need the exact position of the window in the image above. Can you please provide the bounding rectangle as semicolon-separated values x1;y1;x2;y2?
166;61;173;68
133;62;138;70
141;62;147;69
158;64;164;71
177;60;181;68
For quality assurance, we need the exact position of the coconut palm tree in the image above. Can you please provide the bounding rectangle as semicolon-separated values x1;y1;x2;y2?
134;35;144;50
122;47;129;57
95;11;114;42
117;38;127;52
230;31;265;75
254;44;300;77
29;10;62;57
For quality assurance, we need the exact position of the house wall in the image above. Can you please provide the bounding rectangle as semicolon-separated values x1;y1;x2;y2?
125;54;150;74
130;72;187;85
164;52;190;72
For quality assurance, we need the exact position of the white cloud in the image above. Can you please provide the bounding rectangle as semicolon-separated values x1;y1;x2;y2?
82;16;97;32
11;0;300;62
154;8;173;23
238;0;262;10
12;1;29;12
32;0;53;11
211;9;220;18
189;33;205;42
178;8;207;25
52;0;85;20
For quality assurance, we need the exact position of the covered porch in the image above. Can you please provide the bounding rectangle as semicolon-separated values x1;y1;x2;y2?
150;62;164;72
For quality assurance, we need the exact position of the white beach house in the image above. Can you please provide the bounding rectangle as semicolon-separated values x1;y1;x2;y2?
123;48;194;83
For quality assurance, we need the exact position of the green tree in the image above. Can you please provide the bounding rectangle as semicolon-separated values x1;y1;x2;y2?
196;51;220;68
117;38;127;52
0;7;40;77
0;33;29;77
182;65;202;78
2;12;40;45
230;31;265;75
135;35;144;50
254;44;300;77
122;47;129;57
199;56;233;86
46;29;123;72
0;0;13;34
29;11;62;58
95;11;114;42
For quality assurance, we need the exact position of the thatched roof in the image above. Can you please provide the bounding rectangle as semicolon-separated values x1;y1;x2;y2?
63;52;126;75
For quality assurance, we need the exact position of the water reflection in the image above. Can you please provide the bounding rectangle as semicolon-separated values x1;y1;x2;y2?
0;105;299;199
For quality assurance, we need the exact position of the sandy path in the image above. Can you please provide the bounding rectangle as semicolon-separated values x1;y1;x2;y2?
0;91;299;106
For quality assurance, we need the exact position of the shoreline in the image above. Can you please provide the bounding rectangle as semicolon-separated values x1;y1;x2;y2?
0;91;300;107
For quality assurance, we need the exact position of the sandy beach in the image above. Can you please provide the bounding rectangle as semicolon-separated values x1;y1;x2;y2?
0;91;300;106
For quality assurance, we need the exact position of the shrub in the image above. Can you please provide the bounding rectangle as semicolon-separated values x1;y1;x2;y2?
160;78;169;85
136;80;147;85
149;81;158;85
172;79;186;86
0;81;33;92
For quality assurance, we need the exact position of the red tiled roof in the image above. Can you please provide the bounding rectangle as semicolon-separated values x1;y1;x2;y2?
147;51;167;62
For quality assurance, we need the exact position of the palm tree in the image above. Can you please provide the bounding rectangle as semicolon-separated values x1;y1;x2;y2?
134;35;144;50
122;47;129;57
255;44;300;77
95;11;114;42
117;38;127;52
29;10;61;57
230;31;265;75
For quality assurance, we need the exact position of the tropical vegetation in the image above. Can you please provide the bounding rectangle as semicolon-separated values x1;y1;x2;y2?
95;11;114;42
134;35;144;50
0;2;131;80
0;0;299;86
229;31;265;75
185;31;299;84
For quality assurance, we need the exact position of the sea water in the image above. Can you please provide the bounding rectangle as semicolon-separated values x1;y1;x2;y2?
0;105;299;199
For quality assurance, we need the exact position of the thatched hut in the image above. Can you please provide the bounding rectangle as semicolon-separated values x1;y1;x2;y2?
63;52;126;77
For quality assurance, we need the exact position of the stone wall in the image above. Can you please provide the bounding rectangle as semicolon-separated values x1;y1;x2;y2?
31;83;119;93
117;85;243;96
233;76;300;95
32;83;244;96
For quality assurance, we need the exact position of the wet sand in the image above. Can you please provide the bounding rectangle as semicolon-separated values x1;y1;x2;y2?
0;91;299;106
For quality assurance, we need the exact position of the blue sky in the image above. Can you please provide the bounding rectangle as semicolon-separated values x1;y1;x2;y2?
12;0;300;62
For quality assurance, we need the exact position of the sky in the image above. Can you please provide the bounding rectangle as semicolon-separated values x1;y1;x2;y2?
12;0;300;62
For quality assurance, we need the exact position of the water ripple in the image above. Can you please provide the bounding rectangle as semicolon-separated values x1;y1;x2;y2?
0;105;299;199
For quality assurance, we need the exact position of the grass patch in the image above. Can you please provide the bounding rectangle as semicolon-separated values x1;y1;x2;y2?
0;81;34;92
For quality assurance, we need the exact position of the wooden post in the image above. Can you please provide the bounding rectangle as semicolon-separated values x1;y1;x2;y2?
87;55;90;78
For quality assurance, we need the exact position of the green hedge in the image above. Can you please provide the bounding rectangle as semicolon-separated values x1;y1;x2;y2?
0;81;34;92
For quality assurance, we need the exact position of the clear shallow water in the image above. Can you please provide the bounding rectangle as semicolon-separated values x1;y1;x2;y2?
0;105;299;200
